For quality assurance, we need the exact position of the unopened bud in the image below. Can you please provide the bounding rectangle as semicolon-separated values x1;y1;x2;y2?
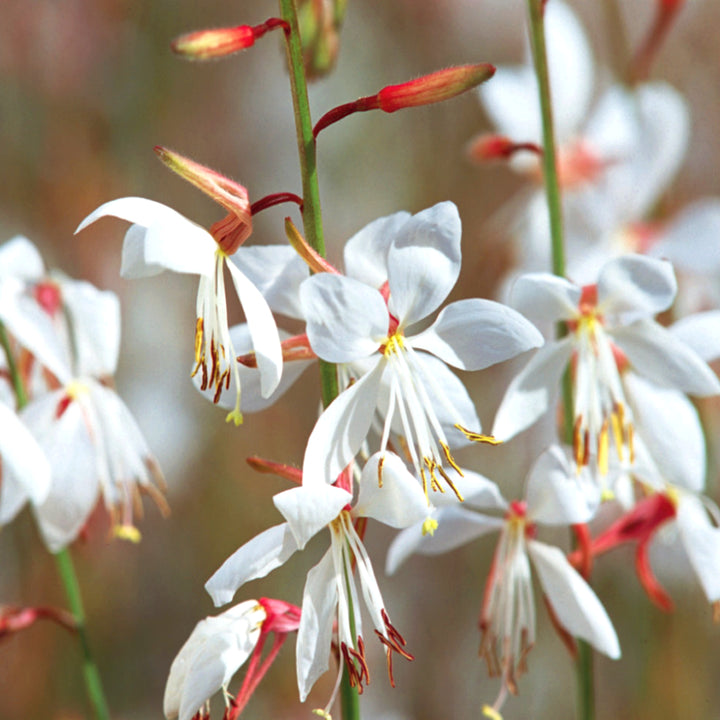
298;0;347;79
376;63;495;113
171;18;288;61
466;134;542;163
154;146;251;252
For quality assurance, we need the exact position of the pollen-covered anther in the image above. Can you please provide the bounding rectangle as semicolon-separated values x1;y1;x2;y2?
377;455;385;488
455;424;502;446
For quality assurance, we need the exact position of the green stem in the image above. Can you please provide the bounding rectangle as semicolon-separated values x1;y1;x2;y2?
524;2;594;720
55;549;112;720
279;0;338;409
1;320;112;720
278;3;356;718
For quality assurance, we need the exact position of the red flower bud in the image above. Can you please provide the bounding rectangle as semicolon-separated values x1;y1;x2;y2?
466;133;542;162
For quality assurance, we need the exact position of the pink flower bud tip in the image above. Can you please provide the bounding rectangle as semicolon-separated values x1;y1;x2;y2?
171;26;257;59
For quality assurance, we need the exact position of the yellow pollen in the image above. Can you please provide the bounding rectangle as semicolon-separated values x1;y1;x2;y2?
422;517;439;536
225;408;243;426
610;410;624;463
113;524;142;543
383;333;405;356
598;421;609;476
194;317;204;364
482;705;503;720
66;380;90;400
454;425;502;446
377;455;385;488
665;486;681;508
600;488;616;502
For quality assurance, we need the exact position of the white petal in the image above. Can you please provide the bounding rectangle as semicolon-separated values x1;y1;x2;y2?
0;236;45;280
510;273;580;326
76;197;216;278
300;274;387;362
597;255;676;322
296;550;337;701
492;338;573;441
386;506;502;575
204;523;298;606
676;496;720;602
624;371;705;492
274;485;351;550
529;540;620;659
480;65;541;143
231;245;308;319
226;262;283;397
410;298;543;371
302;359;384;484
356;452;429;527
344;211;411;287
387;202;461;327
612;318;720;396
446;471;507;512
525;446;597;525
670;311;720;363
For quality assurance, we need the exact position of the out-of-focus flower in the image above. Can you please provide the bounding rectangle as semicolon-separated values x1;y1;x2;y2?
492;256;720;480
206;453;428;702
164;598;300;720
300;201;543;491
388;446;618;716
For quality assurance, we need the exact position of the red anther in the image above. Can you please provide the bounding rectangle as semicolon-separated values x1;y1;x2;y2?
246;456;303;485
466;134;543;163
33;281;62;316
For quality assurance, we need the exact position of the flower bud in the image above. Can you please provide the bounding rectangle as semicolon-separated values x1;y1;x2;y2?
376;63;495;113
171;26;257;59
297;0;347;79
466;133;542;163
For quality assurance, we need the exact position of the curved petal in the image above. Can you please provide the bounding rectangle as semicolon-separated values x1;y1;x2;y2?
204;523;298;607
410;298;543;371
670;311;720;363
529;540;620;659
274;485;351;550
525;445;597;525
597;255;676;322
0;236;45;280
302;359;384;485
356;452;429;528
676;496;720;603
447;471;507;512
387;202;462;327
344;211;410;287
231;245;308;319
491;338;574;442
76;197;216;278
510;273;580;326
386;506;503;575
612;318;720;396
296;550;337;702
226;262;283;397
300;274;387;362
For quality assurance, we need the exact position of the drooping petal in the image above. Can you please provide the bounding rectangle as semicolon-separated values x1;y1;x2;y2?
409;298;543;371
675;496;720;603
344;211;411;287
386;506;503;575
296;550;338;702
529;540;620;659
491;338;574;441
302;359;384;484
670;311;720;363
355;452;429;527
387;201;462;327
597;255;676;323
612;318;720;396
76;197;216;278
231;245;308;319
205;523;298;607
510;273;580;327
525;445;598;525
274;485;351;550
226;261;283;397
300;274;387;362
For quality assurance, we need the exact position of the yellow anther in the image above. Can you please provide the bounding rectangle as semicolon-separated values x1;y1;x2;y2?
437;464;464;502
422;517;439;536
628;424;635;464
454;425;502;446
113;524;142;543
482;705;503;720
66;380;90;400
440;441;465;476
665;486;681;508
600;487;615;502
225;408;243;426
610;411;624;462
377;455;385;488
194;317;204;364
598;421;609;476
383;334;405;357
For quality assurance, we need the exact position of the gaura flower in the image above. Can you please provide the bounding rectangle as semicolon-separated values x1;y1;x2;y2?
205;453;429;702
300;201;543;493
387;446;618;717
76;185;283;425
492;255;720;479
164;597;300;720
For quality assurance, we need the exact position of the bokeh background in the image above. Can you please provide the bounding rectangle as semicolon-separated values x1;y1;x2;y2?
1;1;720;718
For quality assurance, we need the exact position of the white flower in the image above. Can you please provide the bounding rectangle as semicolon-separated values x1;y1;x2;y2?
492;255;720;479
205;453;429;701
300;201;543;492
388;446;618;714
76;197;283;424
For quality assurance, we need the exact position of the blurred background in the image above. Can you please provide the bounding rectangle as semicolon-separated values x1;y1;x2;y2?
1;0;720;718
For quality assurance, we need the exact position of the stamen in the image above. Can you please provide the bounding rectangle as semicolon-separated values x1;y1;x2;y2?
194;318;204;364
377;455;385;488
598;420;609;476
340;637;370;693
454;424;502;446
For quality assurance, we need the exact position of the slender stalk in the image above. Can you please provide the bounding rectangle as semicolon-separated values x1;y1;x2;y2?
279;0;338;409
278;3;357;718
1;319;111;720
524;2;594;719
